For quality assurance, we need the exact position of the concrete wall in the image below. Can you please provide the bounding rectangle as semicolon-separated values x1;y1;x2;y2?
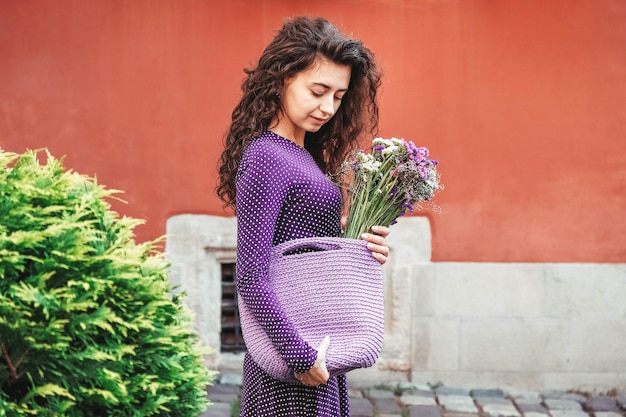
165;214;626;392
407;262;626;392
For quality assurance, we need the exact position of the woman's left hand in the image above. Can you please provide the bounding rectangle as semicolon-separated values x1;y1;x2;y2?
341;217;390;265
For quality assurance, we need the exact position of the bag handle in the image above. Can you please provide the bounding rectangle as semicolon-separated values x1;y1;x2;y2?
273;237;345;257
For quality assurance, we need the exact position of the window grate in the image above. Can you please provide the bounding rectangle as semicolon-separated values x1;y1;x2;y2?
220;262;246;353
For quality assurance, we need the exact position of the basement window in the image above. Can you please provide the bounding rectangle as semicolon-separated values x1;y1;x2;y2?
220;262;246;353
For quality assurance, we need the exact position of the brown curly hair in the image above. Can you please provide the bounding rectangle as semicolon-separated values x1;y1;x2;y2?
216;16;382;209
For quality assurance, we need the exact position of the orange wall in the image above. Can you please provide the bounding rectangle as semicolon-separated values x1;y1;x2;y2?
1;0;625;262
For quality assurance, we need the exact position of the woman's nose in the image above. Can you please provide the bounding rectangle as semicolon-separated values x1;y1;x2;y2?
319;95;335;115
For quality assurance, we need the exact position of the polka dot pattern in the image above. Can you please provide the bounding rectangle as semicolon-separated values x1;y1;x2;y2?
235;131;349;416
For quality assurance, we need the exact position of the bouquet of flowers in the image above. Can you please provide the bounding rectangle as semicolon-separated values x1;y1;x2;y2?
342;137;443;239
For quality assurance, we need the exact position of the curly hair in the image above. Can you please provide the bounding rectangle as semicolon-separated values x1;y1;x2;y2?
216;16;382;209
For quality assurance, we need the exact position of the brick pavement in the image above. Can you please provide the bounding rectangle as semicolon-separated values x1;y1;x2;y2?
201;376;626;417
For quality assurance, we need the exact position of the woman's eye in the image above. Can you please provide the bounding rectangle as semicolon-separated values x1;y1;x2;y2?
311;91;324;97
334;95;344;101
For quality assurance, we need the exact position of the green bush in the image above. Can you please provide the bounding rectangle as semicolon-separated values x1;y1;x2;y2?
0;149;214;416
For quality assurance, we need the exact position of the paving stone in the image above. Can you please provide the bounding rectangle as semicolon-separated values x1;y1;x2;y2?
206;384;239;403
564;393;587;404
508;390;542;401
515;398;545;407
549;410;590;417
616;395;626;410
587;396;620;412
544;399;584;410
351;397;375;417
439;395;479;414
442;413;480;417
368;388;397;399
475;396;512;407
409;404;443;417
436;386;471;396
401;393;438;406
472;389;506;398
525;412;550;417
349;388;365;398
397;381;418;391
198;402;232;417
373;398;403;415
542;392;587;404
594;412;623;417
517;402;548;413
482;402;520;417
207;393;238;404
401;389;436;405
207;384;240;395
218;372;243;386
405;389;436;398
413;383;438;392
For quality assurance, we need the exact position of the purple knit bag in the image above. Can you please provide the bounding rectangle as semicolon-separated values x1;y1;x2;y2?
238;236;384;383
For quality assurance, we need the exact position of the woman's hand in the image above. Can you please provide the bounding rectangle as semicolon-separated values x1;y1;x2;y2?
294;336;330;387
362;225;390;264
341;217;390;264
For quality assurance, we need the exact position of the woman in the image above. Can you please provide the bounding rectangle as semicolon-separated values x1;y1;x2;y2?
216;16;388;416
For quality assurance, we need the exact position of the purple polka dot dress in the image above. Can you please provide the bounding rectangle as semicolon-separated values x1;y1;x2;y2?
235;131;350;416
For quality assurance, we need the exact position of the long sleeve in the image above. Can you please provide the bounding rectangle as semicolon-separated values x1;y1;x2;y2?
235;139;318;374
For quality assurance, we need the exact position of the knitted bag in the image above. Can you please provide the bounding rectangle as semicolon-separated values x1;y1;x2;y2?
238;236;385;382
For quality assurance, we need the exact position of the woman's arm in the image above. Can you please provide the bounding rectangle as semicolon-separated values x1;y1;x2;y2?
236;143;318;374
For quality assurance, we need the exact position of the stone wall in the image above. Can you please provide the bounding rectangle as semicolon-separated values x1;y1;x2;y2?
165;214;626;392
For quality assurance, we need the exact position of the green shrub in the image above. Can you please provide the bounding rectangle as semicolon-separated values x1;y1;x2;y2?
0;149;214;416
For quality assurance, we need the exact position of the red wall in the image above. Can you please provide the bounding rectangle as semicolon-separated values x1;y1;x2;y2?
1;0;625;262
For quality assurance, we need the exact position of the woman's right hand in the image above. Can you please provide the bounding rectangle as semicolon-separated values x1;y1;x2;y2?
294;336;330;387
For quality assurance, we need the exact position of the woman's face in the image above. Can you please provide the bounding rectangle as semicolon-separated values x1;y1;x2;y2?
272;57;351;145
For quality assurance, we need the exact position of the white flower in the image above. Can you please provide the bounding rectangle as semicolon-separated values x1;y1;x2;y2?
362;159;382;172
373;138;393;146
357;152;373;163
381;145;399;156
